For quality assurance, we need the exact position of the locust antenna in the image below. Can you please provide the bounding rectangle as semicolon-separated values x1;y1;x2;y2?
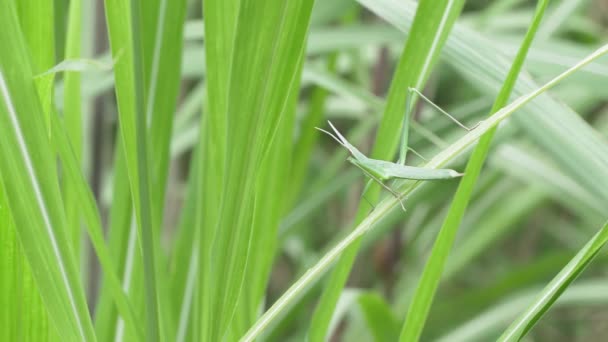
315;127;346;147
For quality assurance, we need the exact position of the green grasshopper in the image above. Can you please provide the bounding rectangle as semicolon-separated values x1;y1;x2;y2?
316;88;477;210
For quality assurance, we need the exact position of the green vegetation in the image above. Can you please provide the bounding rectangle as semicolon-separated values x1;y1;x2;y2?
1;0;607;341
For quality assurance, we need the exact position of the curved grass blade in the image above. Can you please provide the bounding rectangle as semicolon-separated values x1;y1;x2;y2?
51;112;144;340
399;1;549;340
438;280;608;342
0;4;95;341
498;219;608;341
242;43;608;341
96;0;187;340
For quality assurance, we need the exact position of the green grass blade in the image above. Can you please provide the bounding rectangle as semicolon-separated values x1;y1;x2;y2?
51;112;144;340
0;181;57;341
15;0;56;137
240;76;301;335
290;55;337;206
399;1;549;340
96;0;187;340
197;0;237;339
199;1;315;339
143;0;187;224
290;9;359;207
498;219;608;341
307;1;465;340
492;145;605;220
170;150;202;342
62;0;84;261
438;279;608;341
244;43;608;341
93;143;138;341
0;4;95;341
130;0;161;340
103;0;162;340
139;0;188;339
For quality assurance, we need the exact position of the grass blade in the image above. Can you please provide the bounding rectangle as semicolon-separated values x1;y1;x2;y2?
51;112;144;340
62;0;85;261
0;3;95;340
0;182;57;341
498;219;608;341
307;1;466;340
439;280;608;342
399;1;549;340
199;1;315;339
96;0;187;340
103;0;168;340
15;0;56;137
130;0;161;340
197;1;238;339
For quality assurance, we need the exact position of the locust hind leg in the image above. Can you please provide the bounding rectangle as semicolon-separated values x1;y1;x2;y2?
408;87;481;131
360;178;377;212
356;167;406;212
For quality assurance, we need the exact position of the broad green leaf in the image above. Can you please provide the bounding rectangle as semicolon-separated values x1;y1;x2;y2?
0;3;95;340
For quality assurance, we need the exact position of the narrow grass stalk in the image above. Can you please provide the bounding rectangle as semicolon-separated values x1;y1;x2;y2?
62;0;84;256
103;0;163;340
399;1;549;340
51;112;143;339
498;220;608;340
130;1;161;340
